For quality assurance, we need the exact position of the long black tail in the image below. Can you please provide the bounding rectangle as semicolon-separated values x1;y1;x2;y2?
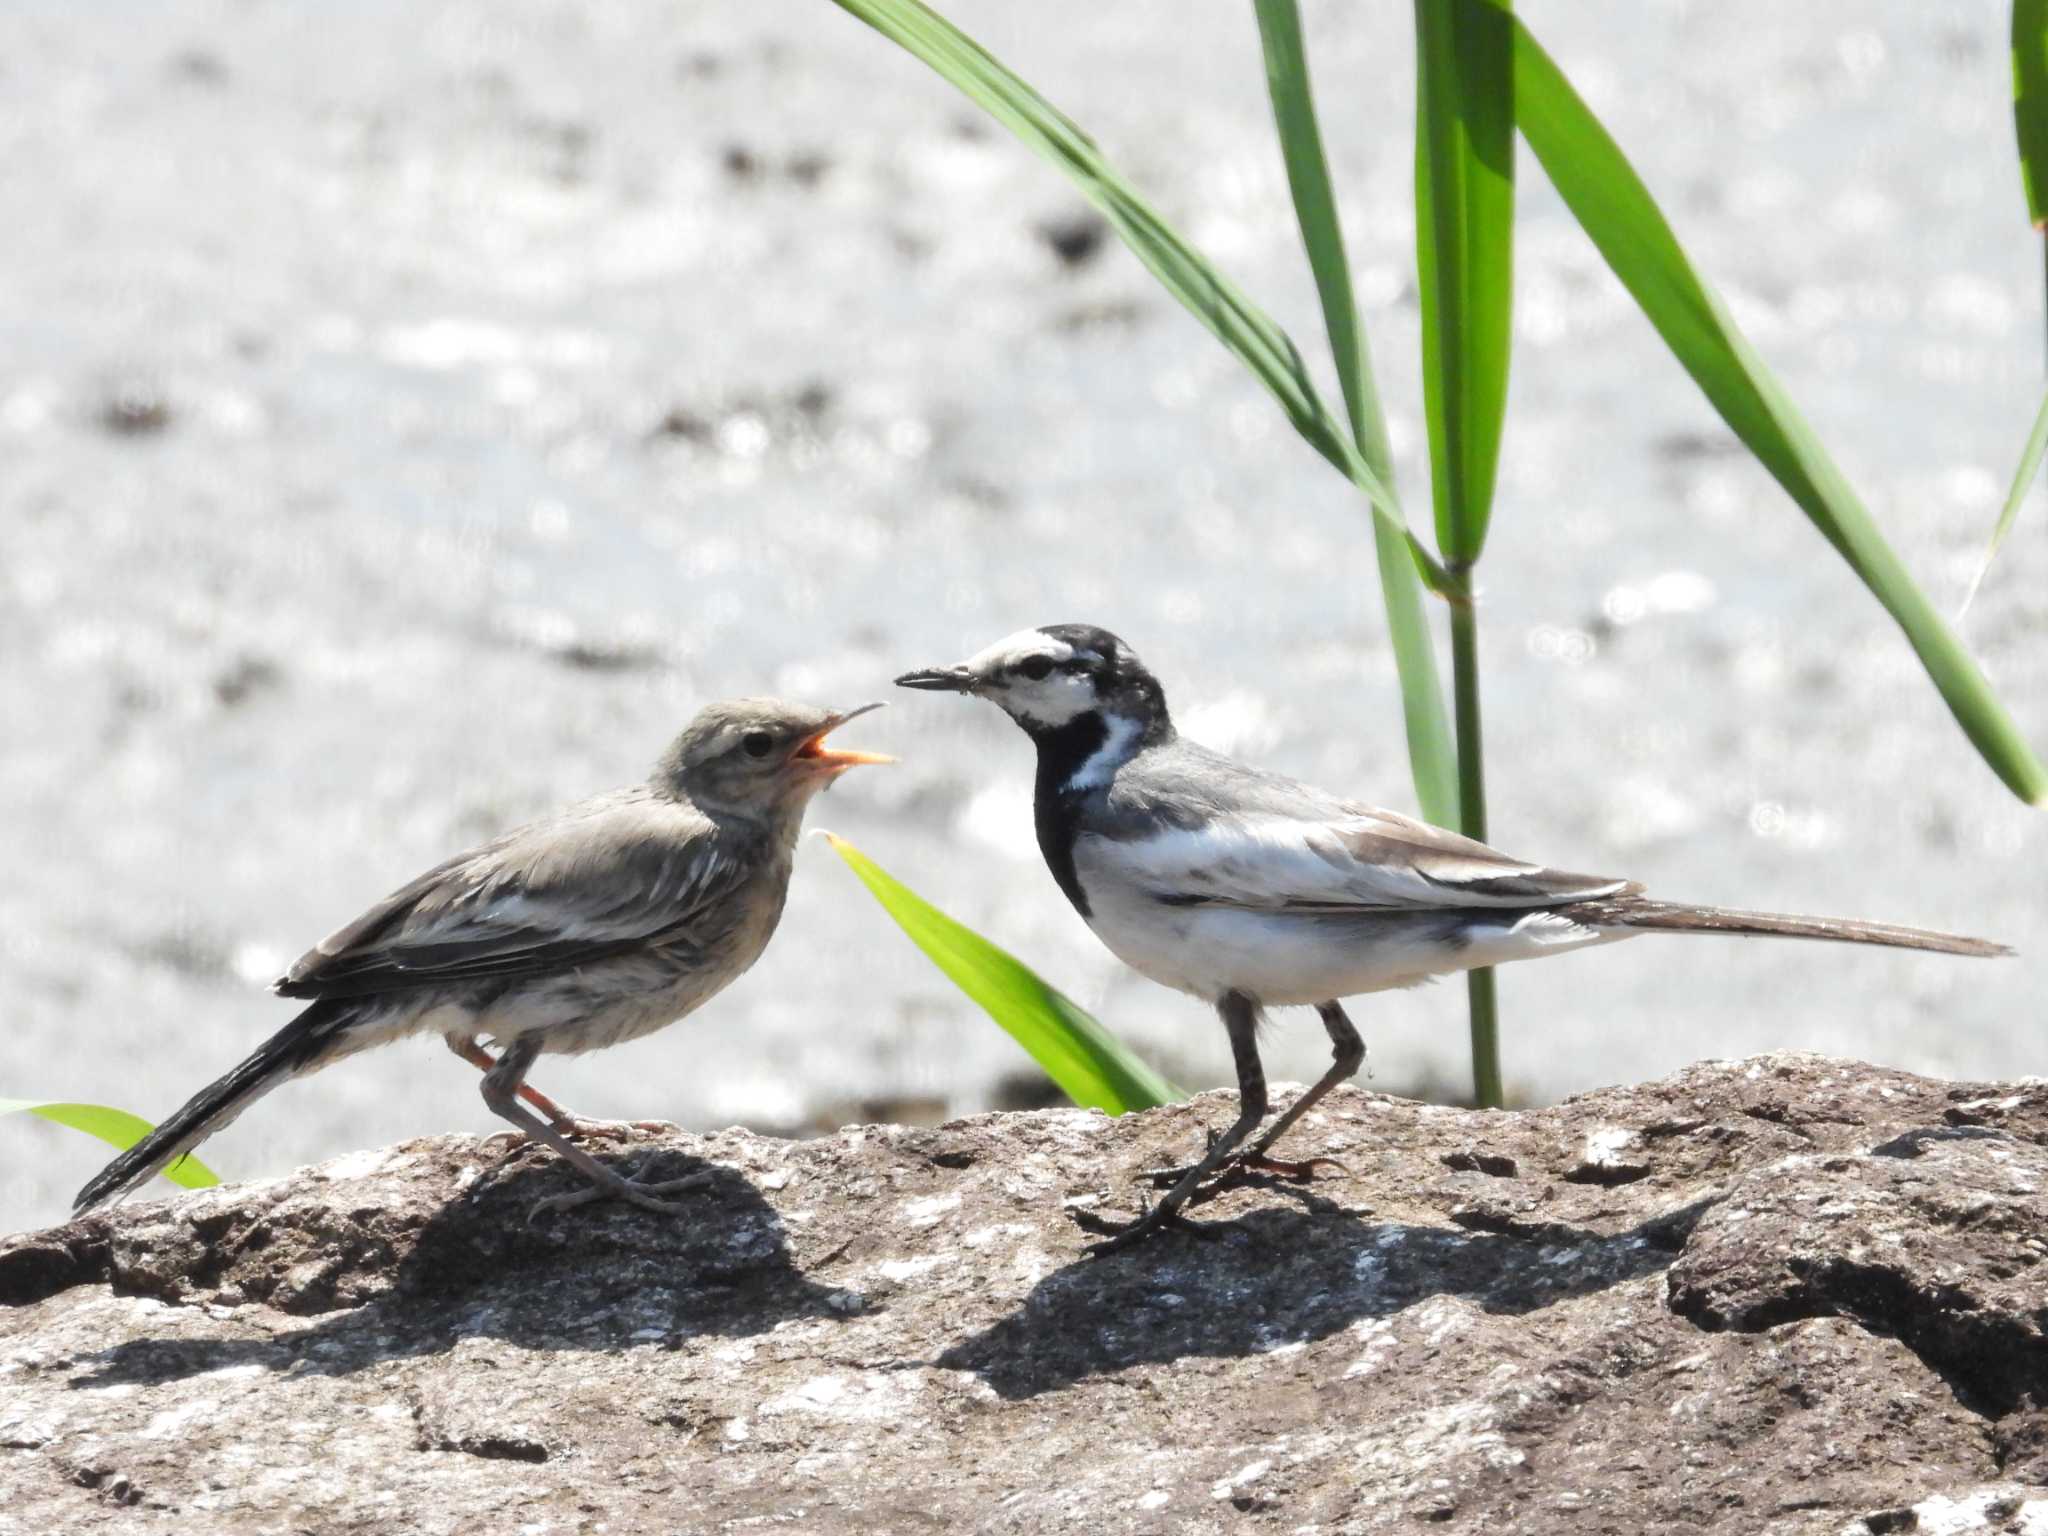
1568;895;2011;958
74;998;360;1216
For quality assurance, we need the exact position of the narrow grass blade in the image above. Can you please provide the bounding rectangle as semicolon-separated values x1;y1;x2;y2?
1254;0;1395;476
1369;523;1461;831
826;0;1453;596
1508;15;2048;805
2017;0;2048;228
1414;0;1516;1106
1;1098;221;1191
1961;384;2048;616
824;836;1180;1115
1414;0;1516;567
1253;0;1459;828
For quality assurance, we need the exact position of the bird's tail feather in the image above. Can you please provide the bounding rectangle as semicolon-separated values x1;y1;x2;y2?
1568;895;2010;958
73;998;361;1216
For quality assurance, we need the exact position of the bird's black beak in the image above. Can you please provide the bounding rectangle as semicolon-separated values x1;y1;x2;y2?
894;664;977;693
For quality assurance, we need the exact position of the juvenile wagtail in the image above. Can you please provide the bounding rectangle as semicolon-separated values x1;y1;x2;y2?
75;698;889;1219
897;624;2008;1252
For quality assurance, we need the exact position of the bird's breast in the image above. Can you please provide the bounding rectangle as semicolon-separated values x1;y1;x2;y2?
479;854;793;1055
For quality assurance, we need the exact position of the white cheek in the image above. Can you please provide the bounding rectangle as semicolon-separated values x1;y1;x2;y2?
1002;674;1096;727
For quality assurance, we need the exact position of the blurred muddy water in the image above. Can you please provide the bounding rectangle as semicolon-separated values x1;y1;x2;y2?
2;1;2042;1231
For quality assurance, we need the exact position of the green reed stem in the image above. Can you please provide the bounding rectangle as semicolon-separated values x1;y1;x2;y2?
1448;587;1502;1108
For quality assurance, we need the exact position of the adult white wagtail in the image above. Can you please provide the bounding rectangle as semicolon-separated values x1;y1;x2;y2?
896;624;2009;1252
74;698;889;1220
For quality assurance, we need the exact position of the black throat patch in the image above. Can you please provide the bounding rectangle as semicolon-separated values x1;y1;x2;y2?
1012;627;1176;922
1026;706;1169;919
1030;712;1108;917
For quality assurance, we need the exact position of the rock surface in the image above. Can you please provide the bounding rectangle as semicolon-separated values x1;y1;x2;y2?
2;1052;2046;1534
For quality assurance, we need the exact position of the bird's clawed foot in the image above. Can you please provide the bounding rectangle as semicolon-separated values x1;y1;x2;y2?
1139;1127;1349;1201
548;1116;671;1143
1140;1151;1347;1193
1238;1150;1351;1182
1137;1124;1226;1191
526;1167;714;1224
480;1116;667;1159
1070;1197;1223;1258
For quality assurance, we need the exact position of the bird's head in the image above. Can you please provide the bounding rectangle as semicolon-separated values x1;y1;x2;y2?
656;698;890;823
895;624;1170;742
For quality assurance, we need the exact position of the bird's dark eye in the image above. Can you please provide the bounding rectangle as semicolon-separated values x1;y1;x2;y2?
742;731;775;759
1018;655;1055;681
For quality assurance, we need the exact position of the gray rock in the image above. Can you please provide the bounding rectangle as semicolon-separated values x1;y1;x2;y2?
2;1052;2044;1533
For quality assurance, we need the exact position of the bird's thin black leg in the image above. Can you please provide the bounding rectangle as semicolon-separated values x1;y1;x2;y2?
1085;990;1269;1257
1240;999;1364;1169
476;1034;709;1220
1140;999;1362;1191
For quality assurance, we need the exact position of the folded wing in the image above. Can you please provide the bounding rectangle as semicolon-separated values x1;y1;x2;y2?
1089;805;1636;913
274;796;744;1000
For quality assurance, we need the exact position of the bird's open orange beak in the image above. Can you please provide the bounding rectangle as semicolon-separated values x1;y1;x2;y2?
796;702;893;770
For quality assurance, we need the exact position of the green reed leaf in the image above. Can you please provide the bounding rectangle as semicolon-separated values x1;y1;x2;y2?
1508;11;2048;805
825;836;1180;1115
826;0;1454;596
1253;0;1460;830
1415;0;1516;568
1;1099;221;1191
1961;384;2048;617
2016;0;2048;228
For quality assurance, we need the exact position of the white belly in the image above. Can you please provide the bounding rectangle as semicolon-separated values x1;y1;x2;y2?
469;949;755;1057
1080;878;1635;1006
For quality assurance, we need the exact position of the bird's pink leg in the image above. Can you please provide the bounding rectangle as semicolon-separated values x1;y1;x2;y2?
446;1036;660;1143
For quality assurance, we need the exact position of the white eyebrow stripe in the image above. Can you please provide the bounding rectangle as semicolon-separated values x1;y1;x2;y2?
968;628;1075;673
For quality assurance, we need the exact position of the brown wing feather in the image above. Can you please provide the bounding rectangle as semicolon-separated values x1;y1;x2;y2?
1306;807;1637;909
273;792;744;1000
276;850;484;996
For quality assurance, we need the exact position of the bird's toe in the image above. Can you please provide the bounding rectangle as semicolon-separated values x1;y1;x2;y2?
1070;1200;1221;1257
524;1167;714;1223
552;1116;664;1144
1135;1162;1231;1206
1236;1151;1349;1182
526;1185;606;1223
1143;1148;1344;1192
630;1169;715;1198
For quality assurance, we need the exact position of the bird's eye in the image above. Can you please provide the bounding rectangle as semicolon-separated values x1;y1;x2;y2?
1018;655;1055;681
742;731;775;759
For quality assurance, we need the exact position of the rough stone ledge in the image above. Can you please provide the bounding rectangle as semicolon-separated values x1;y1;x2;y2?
2;1051;2045;1534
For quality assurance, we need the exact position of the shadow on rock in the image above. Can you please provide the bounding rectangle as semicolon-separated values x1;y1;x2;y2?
937;1185;1701;1400
66;1146;845;1389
